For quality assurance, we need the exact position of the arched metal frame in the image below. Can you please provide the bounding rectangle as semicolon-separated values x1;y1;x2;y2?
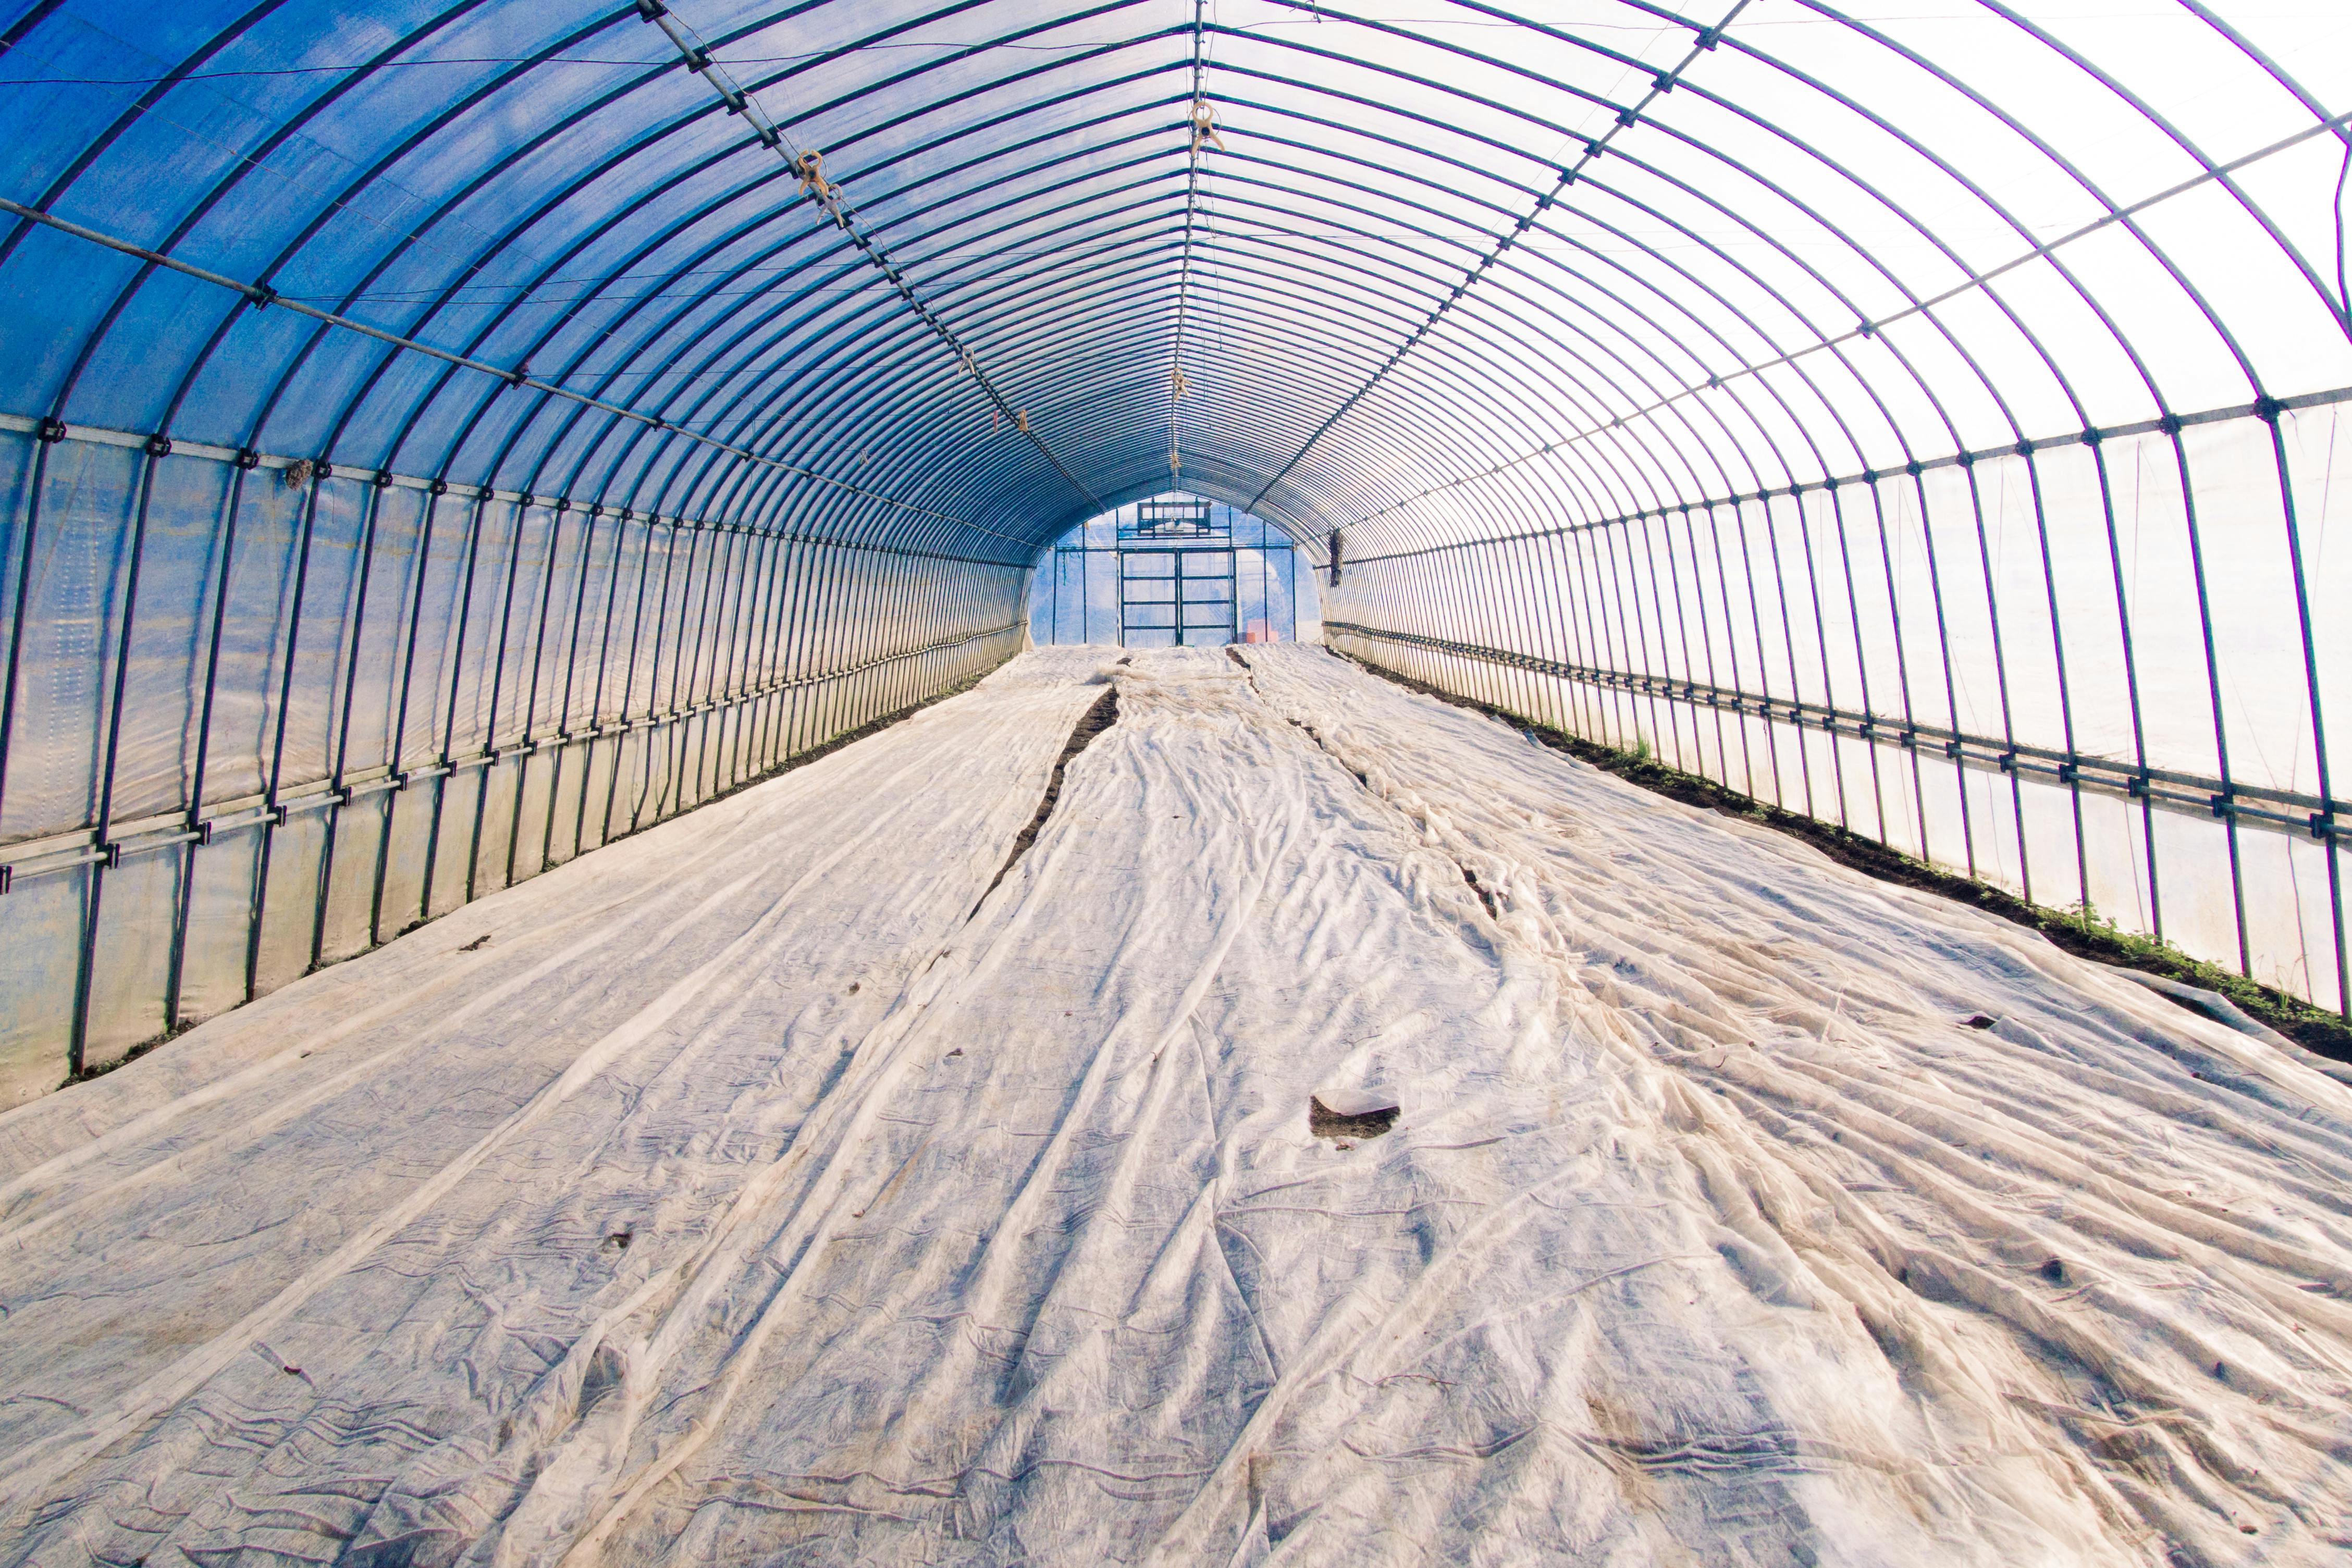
0;0;2346;1091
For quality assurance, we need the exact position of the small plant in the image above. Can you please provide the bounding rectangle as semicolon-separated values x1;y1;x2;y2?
2060;898;2302;1024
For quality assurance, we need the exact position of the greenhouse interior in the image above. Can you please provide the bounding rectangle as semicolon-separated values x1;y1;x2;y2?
1;0;2349;1562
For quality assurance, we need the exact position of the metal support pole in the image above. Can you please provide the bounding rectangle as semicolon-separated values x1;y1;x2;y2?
69;439;165;1070
165;458;250;1027
309;475;389;971
419;496;489;923
247;471;329;1003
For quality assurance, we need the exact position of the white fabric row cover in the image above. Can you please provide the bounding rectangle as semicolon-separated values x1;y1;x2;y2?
0;646;2345;1564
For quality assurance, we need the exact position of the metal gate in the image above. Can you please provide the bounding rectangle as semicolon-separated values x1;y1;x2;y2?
1042;496;1301;648
1117;499;1234;648
1119;549;1235;647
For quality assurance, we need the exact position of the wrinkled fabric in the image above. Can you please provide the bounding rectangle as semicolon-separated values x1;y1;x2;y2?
0;645;2347;1567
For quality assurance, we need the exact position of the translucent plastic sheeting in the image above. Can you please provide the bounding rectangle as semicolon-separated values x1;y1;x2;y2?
2;0;2349;1076
0;646;2346;1564
0;1;2346;548
0;427;1027;1103
1328;404;2352;1013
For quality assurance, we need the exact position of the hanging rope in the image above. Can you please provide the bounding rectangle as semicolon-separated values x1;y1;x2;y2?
1168;0;1213;484
636;0;1100;511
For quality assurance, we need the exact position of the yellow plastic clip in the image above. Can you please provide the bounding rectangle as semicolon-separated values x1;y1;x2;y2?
795;149;847;228
1190;99;1225;155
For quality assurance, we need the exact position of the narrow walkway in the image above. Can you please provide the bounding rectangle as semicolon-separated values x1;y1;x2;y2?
1;647;2347;1565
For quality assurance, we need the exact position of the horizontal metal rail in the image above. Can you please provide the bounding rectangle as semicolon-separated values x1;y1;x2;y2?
1336;380;2352;566
0;412;1026;570
1323;620;2345;844
0;618;1026;887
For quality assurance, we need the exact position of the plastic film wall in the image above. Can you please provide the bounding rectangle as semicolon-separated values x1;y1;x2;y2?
0;422;1024;1103
1326;397;2351;1017
3;0;2351;1095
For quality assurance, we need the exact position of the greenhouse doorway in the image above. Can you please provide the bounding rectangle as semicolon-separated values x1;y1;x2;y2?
1033;493;1312;648
1119;499;1235;647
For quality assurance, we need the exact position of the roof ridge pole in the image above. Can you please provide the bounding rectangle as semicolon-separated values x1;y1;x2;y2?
1168;0;1213;491
1246;0;1752;540
633;0;1102;516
